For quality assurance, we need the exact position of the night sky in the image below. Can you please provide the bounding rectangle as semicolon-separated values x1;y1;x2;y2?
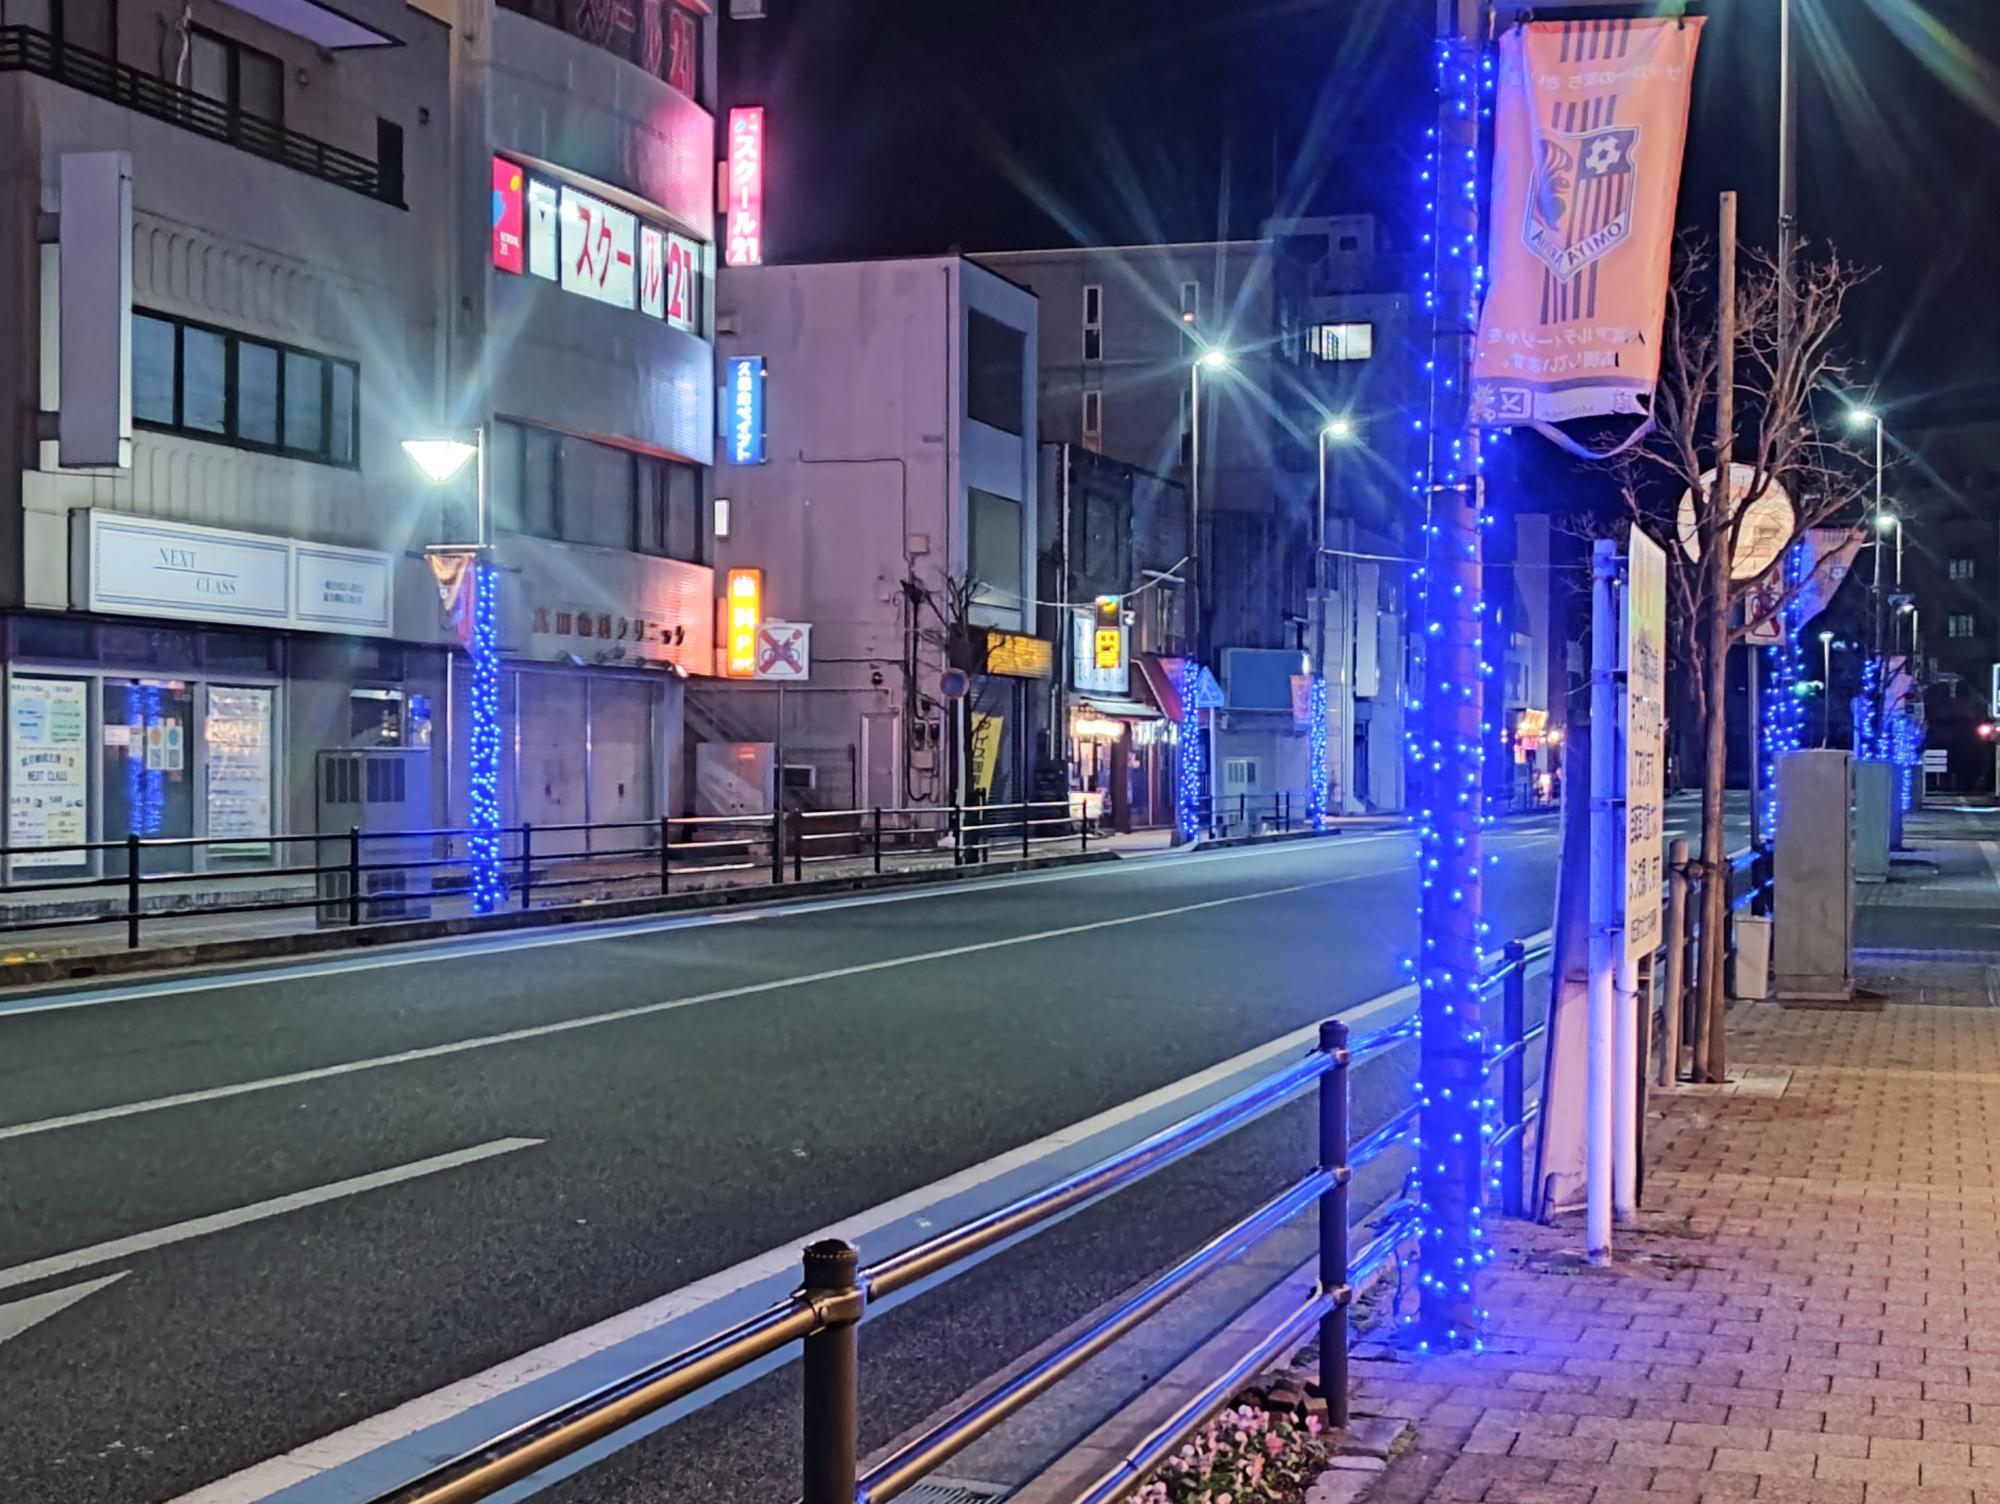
724;0;2000;427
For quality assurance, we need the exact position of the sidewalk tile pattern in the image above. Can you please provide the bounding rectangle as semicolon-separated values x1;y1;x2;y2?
1355;996;2000;1504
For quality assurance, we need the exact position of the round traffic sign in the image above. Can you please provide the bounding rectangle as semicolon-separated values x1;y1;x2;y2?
939;668;971;701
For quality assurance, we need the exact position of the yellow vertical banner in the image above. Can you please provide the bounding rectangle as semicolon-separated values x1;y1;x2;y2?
969;714;1005;800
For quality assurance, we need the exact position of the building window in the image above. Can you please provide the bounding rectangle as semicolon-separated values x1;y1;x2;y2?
1082;283;1103;363
969;488;1024;607
53;0;117;54
188;27;284;127
1949;614;1976;639
130;310;359;467
1950;557;1975;581
1307;322;1374;362
491;420;703;563
967;311;1025;436
1082;390;1103;453
1180;279;1200;326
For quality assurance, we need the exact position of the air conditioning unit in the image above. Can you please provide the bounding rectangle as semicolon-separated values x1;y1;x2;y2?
315;749;435;925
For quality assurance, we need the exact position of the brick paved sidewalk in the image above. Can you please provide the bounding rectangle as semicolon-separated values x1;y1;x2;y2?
1353;982;2000;1504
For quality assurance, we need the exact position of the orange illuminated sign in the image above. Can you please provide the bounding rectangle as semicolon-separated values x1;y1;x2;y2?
724;568;762;677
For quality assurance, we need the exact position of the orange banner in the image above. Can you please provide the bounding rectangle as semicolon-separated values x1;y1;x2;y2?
1473;17;1704;428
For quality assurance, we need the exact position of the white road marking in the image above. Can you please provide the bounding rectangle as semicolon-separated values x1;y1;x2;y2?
0;1271;127;1347
0;833;1405;1020
166;984;1417;1504
0;1140;541;1292
0;871;1391;1144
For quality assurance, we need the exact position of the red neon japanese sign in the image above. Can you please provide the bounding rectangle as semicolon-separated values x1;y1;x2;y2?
725;107;765;267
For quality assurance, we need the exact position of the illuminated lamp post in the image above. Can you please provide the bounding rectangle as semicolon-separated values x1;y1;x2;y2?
1314;418;1358;827
403;428;507;914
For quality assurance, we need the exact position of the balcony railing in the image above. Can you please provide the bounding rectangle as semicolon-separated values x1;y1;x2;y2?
0;26;402;206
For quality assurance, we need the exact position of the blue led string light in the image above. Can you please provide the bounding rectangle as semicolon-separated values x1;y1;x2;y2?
1400;24;1495;1352
1760;542;1809;835
465;561;507;913
1175;656;1205;843
1308;676;1330;830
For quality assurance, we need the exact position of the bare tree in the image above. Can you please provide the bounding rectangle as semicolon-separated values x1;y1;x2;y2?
1615;239;1874;1082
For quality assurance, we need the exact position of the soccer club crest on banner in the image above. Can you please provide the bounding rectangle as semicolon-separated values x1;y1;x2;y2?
1474;17;1705;438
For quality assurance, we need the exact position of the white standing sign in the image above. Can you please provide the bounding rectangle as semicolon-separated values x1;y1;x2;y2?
204;685;273;851
1624;530;1667;953
10;677;89;868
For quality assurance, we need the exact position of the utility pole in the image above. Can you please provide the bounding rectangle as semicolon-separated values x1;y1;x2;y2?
1415;0;1488;1344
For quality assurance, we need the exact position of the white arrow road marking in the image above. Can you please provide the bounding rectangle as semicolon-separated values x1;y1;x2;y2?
0;1139;541;1294
0;1271;128;1347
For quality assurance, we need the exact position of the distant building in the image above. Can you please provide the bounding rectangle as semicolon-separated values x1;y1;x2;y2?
708;256;1043;815
976;217;1416;814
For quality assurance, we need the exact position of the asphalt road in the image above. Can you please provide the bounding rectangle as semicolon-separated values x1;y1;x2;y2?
0;805;1730;1504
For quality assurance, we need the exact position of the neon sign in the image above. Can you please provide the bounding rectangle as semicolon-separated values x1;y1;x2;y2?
725;107;765;267
726;356;765;466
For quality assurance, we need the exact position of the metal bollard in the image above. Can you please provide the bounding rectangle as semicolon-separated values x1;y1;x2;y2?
519;821;534;911
1318;1018;1351;1428
659;814;672;896
1502;940;1527;1216
800;1239;864;1504
1661;838;1689;1085
348;826;363;927
126;832;142;949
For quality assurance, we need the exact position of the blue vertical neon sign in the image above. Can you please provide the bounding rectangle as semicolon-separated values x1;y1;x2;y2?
725;355;766;466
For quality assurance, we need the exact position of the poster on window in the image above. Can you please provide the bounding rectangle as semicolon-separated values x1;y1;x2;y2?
10;677;89;869
205;686;273;854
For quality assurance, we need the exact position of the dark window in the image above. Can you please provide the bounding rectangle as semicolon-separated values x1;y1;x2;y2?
967;311;1025;436
188;27;284;126
182;327;228;435
282;350;325;456
494;419;702;561
130;309;358;466
236;341;279;446
132;315;177;425
970;487;1023;604
55;0;117;55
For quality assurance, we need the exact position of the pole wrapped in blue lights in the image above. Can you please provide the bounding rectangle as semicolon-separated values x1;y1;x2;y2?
1175;656;1206;843
1760;542;1810;836
1402;3;1495;1350
1308;675;1330;830
465;560;507;913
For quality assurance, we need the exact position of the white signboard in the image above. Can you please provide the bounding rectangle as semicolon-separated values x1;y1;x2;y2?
10;677;89;869
526;179;560;281
637;228;701;333
1624;530;1668;953
639;226;667;319
83;512;393;637
559;185;638;309
295;545;392;634
754;621;811;681
204;685;273;850
1071;609;1129;695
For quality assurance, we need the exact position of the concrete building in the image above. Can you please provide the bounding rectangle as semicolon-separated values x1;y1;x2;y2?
975;218;1415;814
0;0;723;881
704;256;1043;816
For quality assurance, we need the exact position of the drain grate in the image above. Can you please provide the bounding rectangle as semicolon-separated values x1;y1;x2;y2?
899;1482;1010;1504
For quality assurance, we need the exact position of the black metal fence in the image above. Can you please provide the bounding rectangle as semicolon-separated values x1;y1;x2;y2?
0;25;401;203
353;932;1581;1504
0;802;1109;950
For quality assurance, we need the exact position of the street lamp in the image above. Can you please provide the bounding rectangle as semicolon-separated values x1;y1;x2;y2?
1874;509;1905;588
403;425;505;913
1818;629;1835;747
1185;347;1231;835
1312;417;1359;825
1849;407;1889;756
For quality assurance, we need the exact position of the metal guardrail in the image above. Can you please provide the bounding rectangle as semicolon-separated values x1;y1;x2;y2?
0;25;401;204
358;945;1572;1504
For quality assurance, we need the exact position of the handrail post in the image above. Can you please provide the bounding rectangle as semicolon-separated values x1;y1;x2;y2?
660;814;672;896
1318;1018;1351;1429
347;825;362;927
1239;791;1248;832
1284;790;1292;833
1753;840;1774;918
1080;801;1088;854
771;809;785;885
1022;800;1031;860
519;821;534;912
872;806;883;875
1662;838;1690;1085
125;833;141;949
1502;940;1527;1217
800;1239;864;1504
950;803;962;868
794;811;804;883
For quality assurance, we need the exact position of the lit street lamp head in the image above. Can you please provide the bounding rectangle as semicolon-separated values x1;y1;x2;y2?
1874;512;1898;532
1324;417;1356;441
1847;407;1878;428
401;438;479;484
1197;348;1231;371
1819;630;1835;644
